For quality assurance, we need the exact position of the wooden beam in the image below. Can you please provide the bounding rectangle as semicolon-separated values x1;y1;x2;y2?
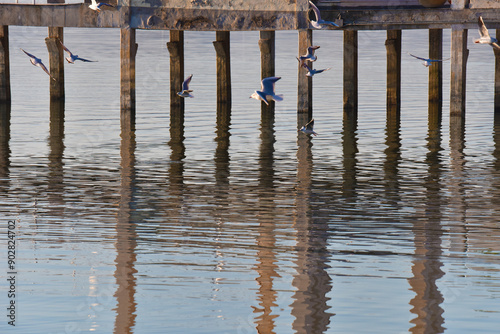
450;26;468;117
213;31;231;106
429;28;443;121
259;30;275;113
0;26;10;103
495;29;500;114
343;30;358;117
167;30;184;112
386;30;401;118
120;27;137;130
297;29;312;116
45;27;64;101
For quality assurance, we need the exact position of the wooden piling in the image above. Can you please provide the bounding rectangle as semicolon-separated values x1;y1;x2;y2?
298;29;312;117
45;27;65;101
167;30;184;112
259;30;275;113
213;31;231;106
450;26;468;117
0;26;10;104
120;27;137;130
495;29;500;114
386;30;401;119
343;30;358;117
428;29;443;121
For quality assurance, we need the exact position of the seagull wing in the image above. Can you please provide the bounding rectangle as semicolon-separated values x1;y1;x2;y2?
305;119;314;130
308;0;321;21
478;16;491;39
38;62;55;80
492;42;500;50
261;76;281;94
256;91;269;105
182;74;193;91
98;2;114;8
409;53;428;61
315;67;331;74
75;56;96;62
59;41;73;57
21;48;37;60
308;45;320;55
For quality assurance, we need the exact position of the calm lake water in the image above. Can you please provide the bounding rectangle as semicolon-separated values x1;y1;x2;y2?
1;26;500;333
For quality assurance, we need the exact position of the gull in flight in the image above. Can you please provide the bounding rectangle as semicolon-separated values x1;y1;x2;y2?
89;0;114;11
250;76;283;105
60;41;96;63
20;48;55;80
299;119;317;136
297;57;331;76
408;53;448;67
177;74;194;98
475;16;500;50
309;1;339;29
298;45;320;66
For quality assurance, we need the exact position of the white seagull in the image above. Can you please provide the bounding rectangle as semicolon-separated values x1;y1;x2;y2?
408;53;447;67
250;76;283;105
177;74;194;98
299;119;317;136
60;41;96;63
20;48;55;81
475;16;500;50
298;45;320;66
297;57;331;76
89;0;114;11
309;1;339;29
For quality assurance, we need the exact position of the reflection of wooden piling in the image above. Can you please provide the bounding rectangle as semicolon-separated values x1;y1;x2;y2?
0;26;10;103
259;31;275;113
429;29;443;121
298;29;312;117
167;30;184;112
343;30;358;117
495;29;500;114
450;26;468;117
386;30;401;119
45;27;65;101
213;31;231;106
120;27;137;130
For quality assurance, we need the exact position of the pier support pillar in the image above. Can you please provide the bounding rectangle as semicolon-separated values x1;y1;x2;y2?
495;29;500;114
167;30;184;113
429;29;443;122
298;29;312;117
213;31;231;107
0;26;10;104
343;30;358;118
450;26;468;117
386;30;401;120
45;27;65;101
259;31;275;114
120;27;137;131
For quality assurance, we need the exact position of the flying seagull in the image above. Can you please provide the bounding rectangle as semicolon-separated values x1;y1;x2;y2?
177;74;194;98
60;41;96;63
408;53;448;67
309;1;339;29
297;57;331;76
475;16;500;50
20;48;55;81
250;76;283;105
298;45;320;66
89;0;114;11
299;119;317;136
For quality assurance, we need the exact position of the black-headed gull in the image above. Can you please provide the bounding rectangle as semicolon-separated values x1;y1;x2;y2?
297;57;331;76
20;48;55;81
250;76;283;105
177;74;194;98
298;45;320;66
475;16;500;50
299;119;317;136
89;0;114;11
309;1;338;29
60;41;96;63
408;53;448;67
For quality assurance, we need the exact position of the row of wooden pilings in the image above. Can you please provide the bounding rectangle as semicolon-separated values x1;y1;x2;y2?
0;24;499;132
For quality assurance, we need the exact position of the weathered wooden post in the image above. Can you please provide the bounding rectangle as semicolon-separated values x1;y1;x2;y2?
45;27;65;101
120;27;137;130
167;30;184;112
495;29;500;114
429;29;443;122
450;0;469;117
298;29;313;117
0;26;10;104
343;30;358;117
386;30;401;119
213;31;231;107
259;31;275;113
